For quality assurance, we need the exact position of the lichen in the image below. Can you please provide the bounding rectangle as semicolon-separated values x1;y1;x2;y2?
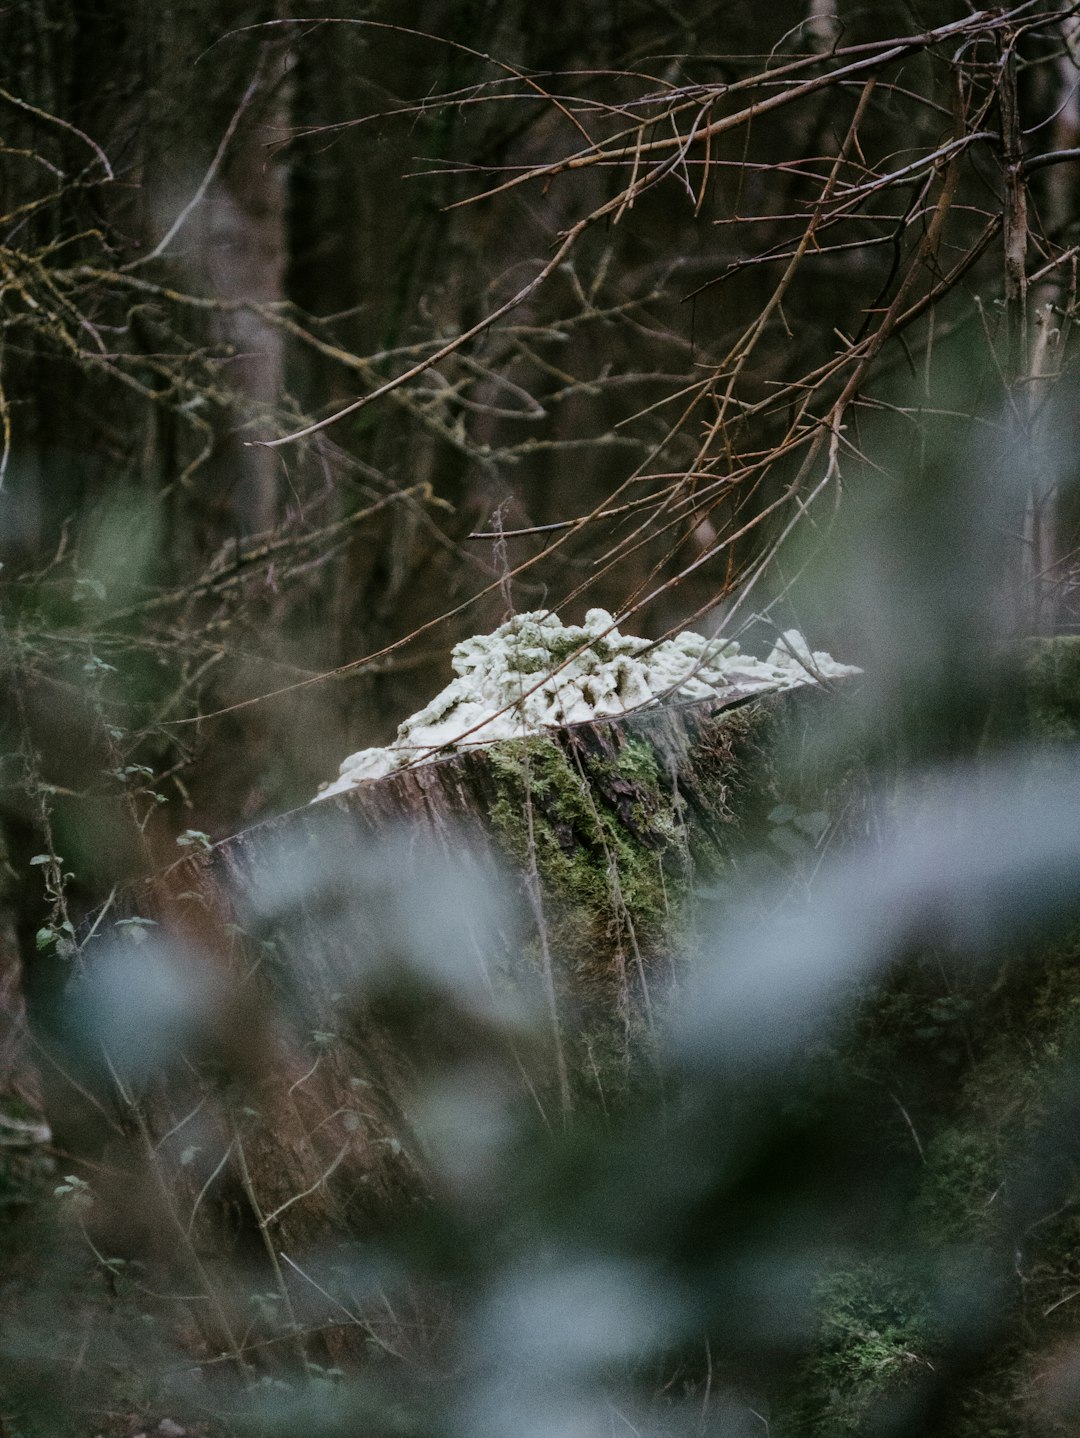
313;609;859;801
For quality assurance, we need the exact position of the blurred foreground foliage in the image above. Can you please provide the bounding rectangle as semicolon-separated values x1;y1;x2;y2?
3;3;1080;1434
4;456;1080;1438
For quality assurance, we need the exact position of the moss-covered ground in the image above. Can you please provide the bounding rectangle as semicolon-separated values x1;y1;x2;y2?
766;642;1080;1435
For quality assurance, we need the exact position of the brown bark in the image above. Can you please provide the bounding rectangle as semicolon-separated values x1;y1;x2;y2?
61;680;854;1294
0;824;48;1144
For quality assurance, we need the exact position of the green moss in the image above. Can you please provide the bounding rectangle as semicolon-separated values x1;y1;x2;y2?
530;633;616;668
487;733;682;939
481;693;862;1105
779;923;1080;1434
0;1143;53;1231
484;731;693;1095
1023;636;1080;741
778;1263;933;1436
907;1126;1004;1246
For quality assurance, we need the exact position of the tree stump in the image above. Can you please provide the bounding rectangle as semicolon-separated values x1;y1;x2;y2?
60;682;860;1331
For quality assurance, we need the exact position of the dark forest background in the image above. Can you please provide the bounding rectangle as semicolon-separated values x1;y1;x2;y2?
4;0;1079;845
5;4;1080;1437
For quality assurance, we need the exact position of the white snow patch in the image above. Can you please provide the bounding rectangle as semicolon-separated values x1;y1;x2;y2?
313;609;859;802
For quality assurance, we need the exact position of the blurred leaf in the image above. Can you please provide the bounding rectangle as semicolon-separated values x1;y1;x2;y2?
768;804;799;825
793;810;830;841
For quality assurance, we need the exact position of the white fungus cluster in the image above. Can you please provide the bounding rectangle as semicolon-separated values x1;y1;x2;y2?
313;609;859;802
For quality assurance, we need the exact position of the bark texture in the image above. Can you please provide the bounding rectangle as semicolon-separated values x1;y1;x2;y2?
66;681;859;1280
0;825;46;1128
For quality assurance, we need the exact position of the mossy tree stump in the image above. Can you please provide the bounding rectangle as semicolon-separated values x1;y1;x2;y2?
59;683;857;1308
